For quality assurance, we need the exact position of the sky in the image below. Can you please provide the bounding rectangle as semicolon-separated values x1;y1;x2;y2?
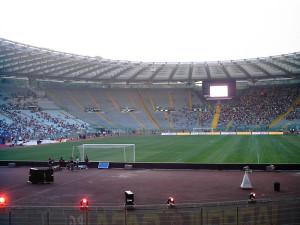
0;0;299;62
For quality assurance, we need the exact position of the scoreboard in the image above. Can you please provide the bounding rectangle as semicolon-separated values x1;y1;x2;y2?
203;80;236;100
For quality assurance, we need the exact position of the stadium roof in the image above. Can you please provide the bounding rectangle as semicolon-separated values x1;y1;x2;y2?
0;38;300;84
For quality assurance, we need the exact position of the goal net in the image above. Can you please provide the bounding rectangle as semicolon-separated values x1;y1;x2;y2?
73;144;135;162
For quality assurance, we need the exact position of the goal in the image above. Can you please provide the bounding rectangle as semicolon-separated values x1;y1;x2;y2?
73;144;135;162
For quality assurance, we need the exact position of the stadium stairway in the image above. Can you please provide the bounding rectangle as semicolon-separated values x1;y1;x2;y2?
197;112;201;127
86;91;114;127
147;92;169;129
66;91;85;111
168;92;175;109
225;120;233;131
105;92;137;129
127;94;146;129
44;91;90;127
188;90;193;111
148;92;170;128
167;92;175;129
137;91;160;129
211;103;221;129
163;111;174;129
66;90;111;127
106;92;121;111
127;91;155;129
269;95;300;129
148;95;156;111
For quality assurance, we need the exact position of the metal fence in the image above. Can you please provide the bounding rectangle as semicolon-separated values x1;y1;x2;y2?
0;198;299;225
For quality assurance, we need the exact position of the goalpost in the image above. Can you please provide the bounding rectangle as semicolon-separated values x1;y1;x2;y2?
73;144;136;162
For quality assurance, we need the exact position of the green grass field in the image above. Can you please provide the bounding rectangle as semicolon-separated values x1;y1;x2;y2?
0;135;299;163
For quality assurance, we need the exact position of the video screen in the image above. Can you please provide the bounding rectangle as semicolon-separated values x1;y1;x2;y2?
210;85;228;98
203;80;236;100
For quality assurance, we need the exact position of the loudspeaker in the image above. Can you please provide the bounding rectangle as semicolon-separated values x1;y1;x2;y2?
29;168;53;184
44;169;54;183
29;168;43;184
125;190;134;205
274;182;280;192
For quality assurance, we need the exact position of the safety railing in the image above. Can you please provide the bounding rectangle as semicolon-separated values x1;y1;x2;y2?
0;198;299;225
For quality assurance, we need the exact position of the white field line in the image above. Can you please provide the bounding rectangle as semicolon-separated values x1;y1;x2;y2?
257;151;260;164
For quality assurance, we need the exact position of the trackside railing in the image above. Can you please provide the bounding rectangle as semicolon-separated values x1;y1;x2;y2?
0;198;299;225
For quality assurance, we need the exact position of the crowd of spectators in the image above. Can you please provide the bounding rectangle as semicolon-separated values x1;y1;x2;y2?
286;94;300;120
286;108;300;120
171;103;213;130
36;111;86;131
169;85;300;131
218;85;300;130
1;85;299;141
0;90;87;144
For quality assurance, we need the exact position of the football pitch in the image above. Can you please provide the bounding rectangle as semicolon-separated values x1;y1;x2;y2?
0;135;299;163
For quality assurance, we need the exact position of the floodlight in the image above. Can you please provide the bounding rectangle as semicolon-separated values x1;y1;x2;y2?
80;198;89;209
248;192;256;203
167;196;175;207
125;190;134;205
0;196;6;207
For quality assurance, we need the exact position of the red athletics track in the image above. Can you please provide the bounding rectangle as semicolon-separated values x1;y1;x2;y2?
0;167;300;206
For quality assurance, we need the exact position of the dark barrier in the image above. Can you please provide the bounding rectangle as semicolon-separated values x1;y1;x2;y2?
0;198;299;225
1;160;300;170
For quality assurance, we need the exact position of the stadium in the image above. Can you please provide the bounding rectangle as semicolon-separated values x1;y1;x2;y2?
1;1;300;224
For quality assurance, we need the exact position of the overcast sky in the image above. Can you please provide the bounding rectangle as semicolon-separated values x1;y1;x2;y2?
0;0;299;62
